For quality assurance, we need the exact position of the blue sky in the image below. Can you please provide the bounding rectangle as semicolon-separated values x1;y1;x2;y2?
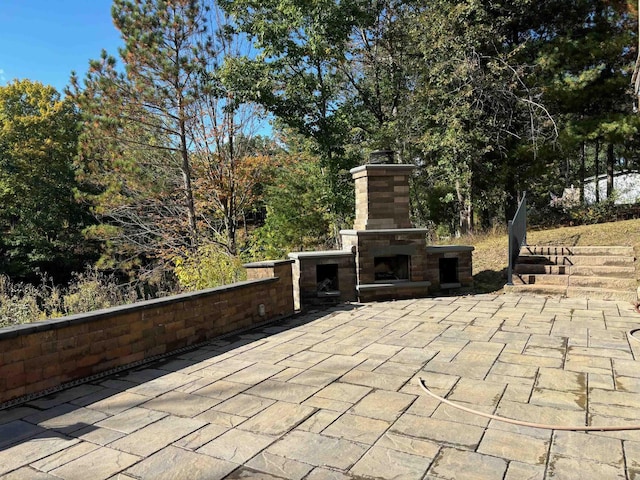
0;1;123;93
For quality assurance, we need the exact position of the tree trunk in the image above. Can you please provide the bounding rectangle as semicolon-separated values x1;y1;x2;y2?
594;139;600;203
455;178;471;235
579;141;586;204
606;143;614;198
179;117;198;249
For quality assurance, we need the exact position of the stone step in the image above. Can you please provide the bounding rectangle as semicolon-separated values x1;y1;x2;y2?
516;254;634;267
568;276;637;290
513;274;636;290
514;264;635;278
511;274;569;285
509;243;636;301
568;265;636;278
523;245;635;257
505;283;637;302
504;283;567;296
566;286;638;302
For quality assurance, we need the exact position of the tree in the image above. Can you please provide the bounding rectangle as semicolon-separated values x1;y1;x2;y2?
220;0;363;243
0;80;94;281
71;0;270;279
406;0;558;232
339;0;422;157
253;134;334;257
538;0;638;205
71;0;208;271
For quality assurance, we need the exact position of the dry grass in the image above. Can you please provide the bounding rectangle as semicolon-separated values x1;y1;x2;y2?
438;218;640;293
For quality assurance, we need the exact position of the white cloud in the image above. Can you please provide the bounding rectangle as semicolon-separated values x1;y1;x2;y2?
0;69;5;84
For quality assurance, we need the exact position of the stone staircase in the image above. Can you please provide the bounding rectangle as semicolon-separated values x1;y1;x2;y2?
505;245;638;302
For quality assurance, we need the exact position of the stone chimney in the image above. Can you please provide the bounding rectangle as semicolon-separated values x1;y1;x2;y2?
351;164;415;230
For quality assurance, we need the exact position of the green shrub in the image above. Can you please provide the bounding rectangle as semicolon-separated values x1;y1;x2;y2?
174;243;246;291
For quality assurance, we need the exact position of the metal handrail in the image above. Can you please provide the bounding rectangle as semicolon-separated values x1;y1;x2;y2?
506;192;527;286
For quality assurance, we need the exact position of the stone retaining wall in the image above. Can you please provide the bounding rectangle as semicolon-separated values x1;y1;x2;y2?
0;261;294;405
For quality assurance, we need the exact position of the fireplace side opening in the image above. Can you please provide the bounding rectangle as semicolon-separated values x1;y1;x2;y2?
439;257;459;284
374;255;410;282
317;264;339;295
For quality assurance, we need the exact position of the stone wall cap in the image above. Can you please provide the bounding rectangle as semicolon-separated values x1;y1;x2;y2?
243;259;295;268
340;228;430;236
425;245;475;253
349;164;416;175
288;250;354;259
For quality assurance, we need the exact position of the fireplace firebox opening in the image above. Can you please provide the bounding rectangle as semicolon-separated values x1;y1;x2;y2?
374;255;410;282
439;257;459;284
317;264;339;294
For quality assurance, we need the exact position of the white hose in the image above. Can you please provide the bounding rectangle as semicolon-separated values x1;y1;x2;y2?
418;378;640;432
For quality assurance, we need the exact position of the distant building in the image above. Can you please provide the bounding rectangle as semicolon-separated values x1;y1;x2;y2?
583;171;640;205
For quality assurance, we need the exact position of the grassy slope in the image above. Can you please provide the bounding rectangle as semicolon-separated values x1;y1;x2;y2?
440;218;640;293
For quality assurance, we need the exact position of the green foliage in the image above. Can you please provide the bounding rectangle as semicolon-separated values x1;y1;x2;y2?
0;79;96;282
252;150;335;258
173;243;246;291
220;0;362;234
223;0;637;237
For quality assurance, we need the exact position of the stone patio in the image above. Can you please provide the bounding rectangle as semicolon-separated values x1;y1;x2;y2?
1;293;640;479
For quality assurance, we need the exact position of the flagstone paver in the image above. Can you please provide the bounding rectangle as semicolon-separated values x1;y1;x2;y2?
78;390;149;415
30;441;101;473
95;406;167;434
322;413;391;444
1;468;61;480
172;423;229;450
375;431;440;459
551;431;624;466
430;447;508;480
48;447;140;480
126;445;236;480
349;445;432;480
266;430;368;470
348;389;415;421
0;420;45;449
245;451;314;480
477;428;550;465
2;294;640;479
244;379;321;403
546;454;626;480
504;461;545;480
71;424;126;446
391;413;486;448
109;415;206;457
142;390;221;417
297;409;342;433
238;401;315;435
196;428;275;464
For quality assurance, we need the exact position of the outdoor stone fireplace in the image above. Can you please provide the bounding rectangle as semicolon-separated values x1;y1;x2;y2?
340;162;432;302
289;152;474;309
